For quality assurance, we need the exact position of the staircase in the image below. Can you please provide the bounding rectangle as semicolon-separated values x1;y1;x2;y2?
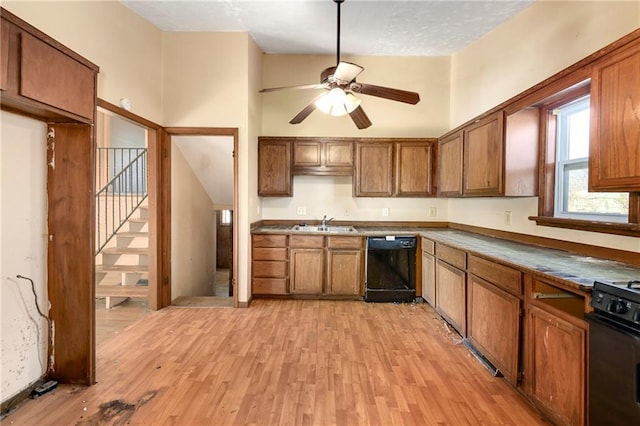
96;202;149;308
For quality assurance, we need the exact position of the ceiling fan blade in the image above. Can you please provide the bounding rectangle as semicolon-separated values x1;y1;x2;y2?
260;83;327;93
289;99;319;125
349;106;372;129
350;82;420;105
333;62;364;84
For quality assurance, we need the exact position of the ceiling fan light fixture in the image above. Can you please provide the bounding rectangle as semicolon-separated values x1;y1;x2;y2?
315;88;361;117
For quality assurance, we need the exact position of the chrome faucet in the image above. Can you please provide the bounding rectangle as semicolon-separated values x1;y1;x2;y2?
321;215;334;227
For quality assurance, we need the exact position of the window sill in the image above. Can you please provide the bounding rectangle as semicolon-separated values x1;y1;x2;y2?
528;216;639;237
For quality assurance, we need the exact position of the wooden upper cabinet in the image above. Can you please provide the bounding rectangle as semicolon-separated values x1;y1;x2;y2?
438;132;463;197
293;141;322;168
292;139;354;175
258;138;292;196
463;112;505;196
395;140;435;196
589;41;640;191
20;33;95;120
355;139;436;197
1;21;9;91
440;108;539;197
354;141;394;197
0;12;98;122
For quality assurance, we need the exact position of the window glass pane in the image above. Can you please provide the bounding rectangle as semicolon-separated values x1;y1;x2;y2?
220;209;232;225
563;166;629;215
566;108;589;160
554;95;629;222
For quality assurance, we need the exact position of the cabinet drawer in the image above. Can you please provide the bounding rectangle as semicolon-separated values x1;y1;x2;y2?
421;237;435;255
468;255;522;296
252;234;288;248
253;278;288;294
327;236;363;249
290;235;324;248
252;260;287;278
436;243;466;270
253;247;288;261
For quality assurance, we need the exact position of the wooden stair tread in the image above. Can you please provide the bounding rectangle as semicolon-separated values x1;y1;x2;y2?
116;231;148;238
96;284;148;298
101;247;148;255
96;265;148;273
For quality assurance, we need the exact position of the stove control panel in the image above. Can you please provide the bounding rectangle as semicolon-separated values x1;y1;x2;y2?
591;281;640;326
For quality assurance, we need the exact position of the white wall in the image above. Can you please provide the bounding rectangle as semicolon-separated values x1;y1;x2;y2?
447;0;640;254
0;112;48;404
450;1;640;127
171;143;216;299
262;176;449;223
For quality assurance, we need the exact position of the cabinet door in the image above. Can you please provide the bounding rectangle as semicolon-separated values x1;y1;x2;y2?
526;305;586;426
435;259;466;336
290;248;324;294
463;112;505;196
438;132;463;196
325;141;354;168
589;43;640;191
258;139;292;196
395;141;435;196
327;249;362;296
467;274;520;385
293;141;322;168
354;142;394;196
421;252;436;307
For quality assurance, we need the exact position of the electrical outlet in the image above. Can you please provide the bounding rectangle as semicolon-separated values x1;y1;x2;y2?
428;207;437;217
296;206;307;216
344;207;350;216
505;210;512;225
382;207;390;217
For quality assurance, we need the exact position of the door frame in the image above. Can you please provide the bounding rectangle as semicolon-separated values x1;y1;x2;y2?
96;99;164;310
163;127;239;308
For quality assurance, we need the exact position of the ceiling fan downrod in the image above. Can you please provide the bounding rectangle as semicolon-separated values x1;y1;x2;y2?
335;0;345;65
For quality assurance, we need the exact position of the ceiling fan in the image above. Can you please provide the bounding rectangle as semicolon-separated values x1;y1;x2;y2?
259;0;420;129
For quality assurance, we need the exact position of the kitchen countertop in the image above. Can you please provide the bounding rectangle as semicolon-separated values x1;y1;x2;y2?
252;224;640;293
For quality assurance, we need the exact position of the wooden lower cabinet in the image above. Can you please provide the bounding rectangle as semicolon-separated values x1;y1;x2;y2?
326;249;362;296
435;259;466;336
252;234;289;295
525;304;586;426
290;248;324;294
421;251;436;306
467;274;520;385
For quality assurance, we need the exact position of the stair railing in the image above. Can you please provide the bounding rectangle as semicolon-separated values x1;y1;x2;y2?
95;147;148;254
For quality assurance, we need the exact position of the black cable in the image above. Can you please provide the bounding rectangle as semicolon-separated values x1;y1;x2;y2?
16;275;49;322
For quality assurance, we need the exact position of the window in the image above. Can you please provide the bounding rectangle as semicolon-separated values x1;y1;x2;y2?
220;209;232;225
553;97;629;222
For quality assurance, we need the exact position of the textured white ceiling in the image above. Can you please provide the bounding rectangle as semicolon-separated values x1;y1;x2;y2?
121;0;534;56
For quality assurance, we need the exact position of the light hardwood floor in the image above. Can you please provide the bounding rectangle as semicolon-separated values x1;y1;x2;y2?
7;299;549;425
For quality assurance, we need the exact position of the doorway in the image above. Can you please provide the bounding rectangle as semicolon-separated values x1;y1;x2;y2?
165;128;238;308
93;102;162;347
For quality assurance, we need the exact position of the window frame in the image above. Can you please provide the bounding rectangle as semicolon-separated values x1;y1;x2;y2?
552;96;629;223
530;84;639;236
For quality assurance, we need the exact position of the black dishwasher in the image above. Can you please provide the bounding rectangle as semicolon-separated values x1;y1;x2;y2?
365;236;416;303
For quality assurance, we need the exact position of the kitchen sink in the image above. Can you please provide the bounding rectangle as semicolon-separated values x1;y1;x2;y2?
291;225;357;233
